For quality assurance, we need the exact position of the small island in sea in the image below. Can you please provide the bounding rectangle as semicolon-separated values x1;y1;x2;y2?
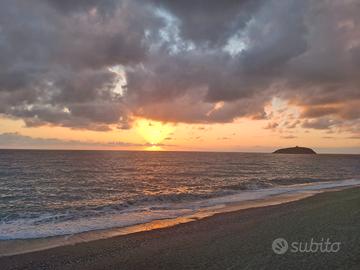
273;146;317;154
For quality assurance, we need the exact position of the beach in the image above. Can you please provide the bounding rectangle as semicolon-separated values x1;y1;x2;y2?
1;187;359;270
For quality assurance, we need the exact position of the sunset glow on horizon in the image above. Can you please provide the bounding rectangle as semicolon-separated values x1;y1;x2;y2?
135;119;175;147
0;108;358;153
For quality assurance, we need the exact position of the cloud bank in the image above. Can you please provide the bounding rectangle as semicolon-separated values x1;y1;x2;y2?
0;0;359;136
0;132;172;149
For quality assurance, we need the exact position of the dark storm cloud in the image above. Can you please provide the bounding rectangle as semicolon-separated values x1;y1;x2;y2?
301;107;340;118
43;0;117;14
0;0;162;130
126;0;315;123
150;0;264;47
132;0;359;131
0;0;359;134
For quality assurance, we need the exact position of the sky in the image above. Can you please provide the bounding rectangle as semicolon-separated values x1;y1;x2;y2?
0;0;359;153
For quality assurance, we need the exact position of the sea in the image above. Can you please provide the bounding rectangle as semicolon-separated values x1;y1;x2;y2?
0;150;359;240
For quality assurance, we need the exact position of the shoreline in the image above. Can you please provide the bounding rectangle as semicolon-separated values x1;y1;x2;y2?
0;190;315;257
1;180;359;257
1;186;359;269
0;180;360;258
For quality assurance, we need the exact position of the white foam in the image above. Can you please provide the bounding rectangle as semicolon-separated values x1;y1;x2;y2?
199;178;360;207
0;208;194;240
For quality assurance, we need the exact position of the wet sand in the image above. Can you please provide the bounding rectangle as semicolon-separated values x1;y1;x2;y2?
1;187;359;270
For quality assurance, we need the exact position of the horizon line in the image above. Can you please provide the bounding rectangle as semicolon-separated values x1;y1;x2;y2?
0;148;359;155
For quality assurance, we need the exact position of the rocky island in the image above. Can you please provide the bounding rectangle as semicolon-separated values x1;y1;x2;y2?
273;146;316;154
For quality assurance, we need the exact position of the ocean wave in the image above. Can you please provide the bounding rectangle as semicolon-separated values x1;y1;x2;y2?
1;179;359;240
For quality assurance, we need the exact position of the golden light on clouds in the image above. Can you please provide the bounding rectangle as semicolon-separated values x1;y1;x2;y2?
135;119;175;149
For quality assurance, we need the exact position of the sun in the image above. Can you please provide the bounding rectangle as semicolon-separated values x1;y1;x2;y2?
135;119;174;150
145;145;164;151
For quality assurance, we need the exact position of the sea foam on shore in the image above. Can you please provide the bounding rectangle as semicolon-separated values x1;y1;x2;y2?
0;179;359;241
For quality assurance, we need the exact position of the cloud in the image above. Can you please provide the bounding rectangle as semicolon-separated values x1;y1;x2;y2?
150;0;264;47
217;137;230;140
281;135;297;139
264;122;279;130
301;106;340;118
0;0;358;136
0;0;161;130
302;118;339;130
0;132;176;149
0;132;142;149
126;0;360;130
43;0;117;14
